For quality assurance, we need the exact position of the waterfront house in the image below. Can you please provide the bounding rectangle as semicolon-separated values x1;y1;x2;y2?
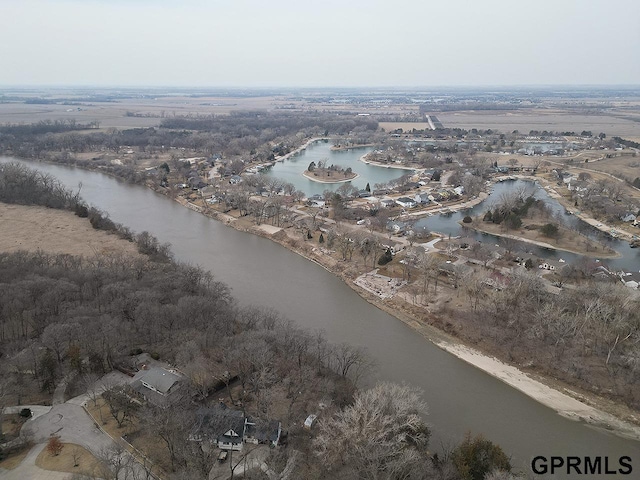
414;193;431;205
396;197;417;208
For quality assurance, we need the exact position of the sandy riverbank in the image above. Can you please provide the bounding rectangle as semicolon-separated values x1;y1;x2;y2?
438;342;640;441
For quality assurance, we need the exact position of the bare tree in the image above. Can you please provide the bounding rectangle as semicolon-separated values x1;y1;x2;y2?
314;383;431;480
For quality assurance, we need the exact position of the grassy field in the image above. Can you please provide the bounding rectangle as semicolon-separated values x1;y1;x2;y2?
436;109;640;138
0;203;143;258
572;152;640;182
0;95;299;128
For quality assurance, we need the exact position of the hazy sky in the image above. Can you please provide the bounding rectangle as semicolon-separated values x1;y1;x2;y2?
1;0;638;87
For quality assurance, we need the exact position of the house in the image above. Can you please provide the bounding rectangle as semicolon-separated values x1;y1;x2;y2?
229;175;242;185
621;213;637;223
190;405;246;451
618;271;640;289
188;176;207;190
414;193;431;205
307;194;326;208
380;198;396;208
396;197;417;208
243;417;282;447
190;405;282;452
131;367;182;405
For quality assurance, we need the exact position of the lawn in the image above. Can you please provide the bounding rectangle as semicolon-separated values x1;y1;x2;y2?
35;442;103;477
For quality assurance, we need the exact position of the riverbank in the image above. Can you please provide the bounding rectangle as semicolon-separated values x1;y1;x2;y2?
5;154;640;442
199;199;640;442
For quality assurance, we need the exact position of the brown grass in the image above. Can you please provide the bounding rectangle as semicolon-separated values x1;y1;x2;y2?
85;397;138;439
0;202;143;258
467;213;618;258
85;398;167;479
0;444;32;470
436;109;640;137
35;442;102;476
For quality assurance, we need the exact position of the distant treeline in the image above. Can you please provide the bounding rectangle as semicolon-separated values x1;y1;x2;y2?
614;136;640;149
0;119;99;135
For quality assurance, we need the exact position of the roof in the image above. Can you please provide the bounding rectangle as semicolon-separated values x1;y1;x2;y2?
244;417;281;443
138;367;181;394
191;405;245;443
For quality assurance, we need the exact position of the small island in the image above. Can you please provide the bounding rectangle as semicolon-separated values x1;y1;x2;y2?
461;193;619;258
303;159;359;184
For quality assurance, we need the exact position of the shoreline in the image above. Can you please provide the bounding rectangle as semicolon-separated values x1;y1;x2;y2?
208;202;640;442
4;153;640;442
301;170;359;184
359;153;419;172
461;222;622;259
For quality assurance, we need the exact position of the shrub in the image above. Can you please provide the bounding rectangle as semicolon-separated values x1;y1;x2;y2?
378;248;393;266
74;203;89;218
463;215;472;223
504;213;522;230
540;223;559;238
47;434;63;457
19;408;32;418
150;352;160;360
452;433;511;480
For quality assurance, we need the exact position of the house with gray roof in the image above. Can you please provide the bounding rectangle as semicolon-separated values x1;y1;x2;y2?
244;417;282;447
131;367;182;404
189;405;281;451
189;404;246;451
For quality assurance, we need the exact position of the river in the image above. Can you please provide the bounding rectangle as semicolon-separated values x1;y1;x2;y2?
2;156;638;478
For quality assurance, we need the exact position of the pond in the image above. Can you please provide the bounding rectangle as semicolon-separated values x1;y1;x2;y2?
263;140;410;196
